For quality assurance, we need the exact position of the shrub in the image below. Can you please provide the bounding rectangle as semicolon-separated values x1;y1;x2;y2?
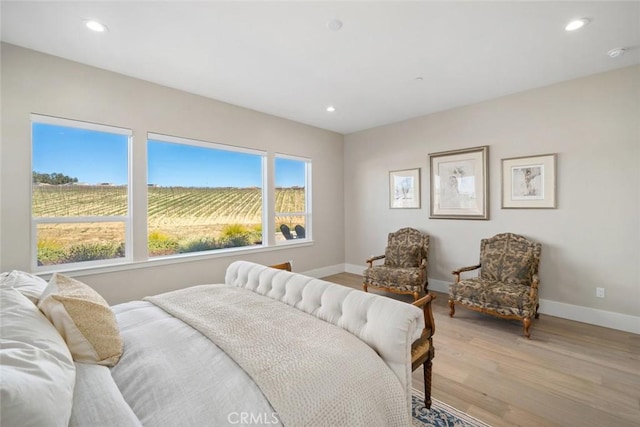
220;223;254;248
220;224;249;239
220;235;251;248
249;224;263;244
64;242;124;263
148;231;179;256
178;237;219;253
37;238;66;265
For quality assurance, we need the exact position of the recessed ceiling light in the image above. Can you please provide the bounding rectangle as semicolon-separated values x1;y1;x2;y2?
86;20;108;32
608;48;626;58
327;19;343;32
326;106;336;113
565;18;589;32
415;77;424;81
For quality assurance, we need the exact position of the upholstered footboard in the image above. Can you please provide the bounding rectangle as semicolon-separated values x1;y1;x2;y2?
225;260;427;413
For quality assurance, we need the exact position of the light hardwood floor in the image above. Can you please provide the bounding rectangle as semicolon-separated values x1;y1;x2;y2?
321;272;640;427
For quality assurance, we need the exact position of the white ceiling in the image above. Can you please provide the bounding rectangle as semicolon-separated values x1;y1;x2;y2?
1;1;639;134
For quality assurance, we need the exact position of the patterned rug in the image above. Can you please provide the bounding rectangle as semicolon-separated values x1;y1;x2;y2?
412;389;491;427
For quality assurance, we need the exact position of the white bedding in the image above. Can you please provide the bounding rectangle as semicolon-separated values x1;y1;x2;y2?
146;285;409;426
109;300;281;426
2;262;425;427
0;287;75;427
70;363;141;427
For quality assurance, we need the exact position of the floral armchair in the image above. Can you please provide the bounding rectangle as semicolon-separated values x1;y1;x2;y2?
363;228;429;301
449;233;542;338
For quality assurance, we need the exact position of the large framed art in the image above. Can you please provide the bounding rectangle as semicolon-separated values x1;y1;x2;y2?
501;153;557;208
389;168;421;209
429;146;489;220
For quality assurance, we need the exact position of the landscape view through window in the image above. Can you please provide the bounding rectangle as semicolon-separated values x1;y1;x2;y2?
32;121;307;266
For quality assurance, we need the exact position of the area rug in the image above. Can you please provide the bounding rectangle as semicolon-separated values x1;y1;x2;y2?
412;389;491;427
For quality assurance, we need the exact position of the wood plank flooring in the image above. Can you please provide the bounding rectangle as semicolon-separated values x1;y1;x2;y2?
321;272;640;427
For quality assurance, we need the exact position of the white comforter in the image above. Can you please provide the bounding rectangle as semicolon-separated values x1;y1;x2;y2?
146;285;409;426
107;300;281;426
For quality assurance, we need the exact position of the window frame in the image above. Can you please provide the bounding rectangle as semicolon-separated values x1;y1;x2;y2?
146;132;267;258
28;116;314;275
30;114;133;272
274;153;312;243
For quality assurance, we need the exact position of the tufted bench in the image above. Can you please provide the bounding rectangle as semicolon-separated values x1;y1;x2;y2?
225;260;436;411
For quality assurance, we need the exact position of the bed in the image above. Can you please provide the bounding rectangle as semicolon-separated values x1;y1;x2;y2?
1;261;435;426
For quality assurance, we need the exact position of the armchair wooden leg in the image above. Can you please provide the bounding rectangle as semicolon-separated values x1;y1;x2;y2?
423;351;433;409
535;303;540;319
523;317;531;339
448;299;455;317
362;283;368;293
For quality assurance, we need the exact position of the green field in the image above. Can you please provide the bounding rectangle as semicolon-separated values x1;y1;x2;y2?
33;185;305;264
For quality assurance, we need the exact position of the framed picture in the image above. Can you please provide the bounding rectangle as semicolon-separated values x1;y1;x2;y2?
389;168;421;209
429;146;489;219
502;153;557;208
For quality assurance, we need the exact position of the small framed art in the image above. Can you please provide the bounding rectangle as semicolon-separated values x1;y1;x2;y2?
429;146;489;219
501;153;557;208
389;168;421;209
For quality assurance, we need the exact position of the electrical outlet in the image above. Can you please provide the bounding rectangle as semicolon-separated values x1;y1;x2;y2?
596;287;605;298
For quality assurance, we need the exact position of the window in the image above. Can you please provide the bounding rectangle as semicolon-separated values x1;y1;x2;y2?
147;134;265;257
31;115;131;269
30;116;311;272
275;155;311;242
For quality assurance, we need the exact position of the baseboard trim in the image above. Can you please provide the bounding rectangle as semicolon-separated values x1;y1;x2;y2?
426;278;450;294
538;299;640;335
339;263;639;335
344;263;364;275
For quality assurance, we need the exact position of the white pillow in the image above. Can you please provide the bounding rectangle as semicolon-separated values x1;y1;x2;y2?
70;363;142;427
38;274;123;366
0;287;76;427
0;270;48;303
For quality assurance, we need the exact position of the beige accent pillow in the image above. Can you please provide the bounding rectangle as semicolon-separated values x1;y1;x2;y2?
38;274;123;366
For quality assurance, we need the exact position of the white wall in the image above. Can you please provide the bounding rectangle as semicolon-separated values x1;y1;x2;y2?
344;66;640;323
0;43;345;304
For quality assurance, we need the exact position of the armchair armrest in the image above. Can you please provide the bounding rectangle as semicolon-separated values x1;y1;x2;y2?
411;293;435;371
412;293;435;336
531;273;540;289
451;264;481;282
365;254;385;267
529;273;540;299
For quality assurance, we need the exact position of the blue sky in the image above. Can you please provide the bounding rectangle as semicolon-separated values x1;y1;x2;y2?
32;123;305;187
